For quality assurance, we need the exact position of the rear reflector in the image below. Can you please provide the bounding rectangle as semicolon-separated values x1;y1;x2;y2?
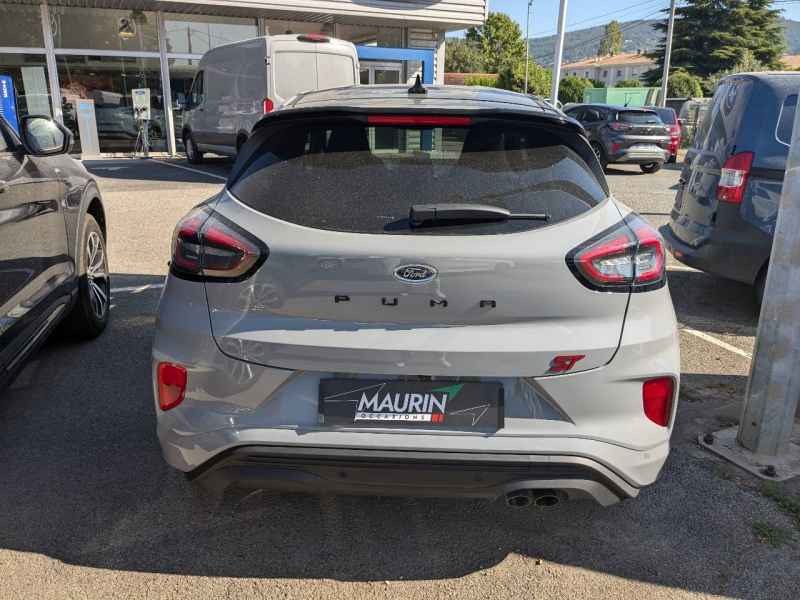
262;98;274;114
158;363;187;411
297;34;329;43
366;116;471;126
643;377;674;427
717;151;754;203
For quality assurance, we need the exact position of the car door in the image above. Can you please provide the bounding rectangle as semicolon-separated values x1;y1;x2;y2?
184;70;206;145
582;107;604;140
0;117;72;368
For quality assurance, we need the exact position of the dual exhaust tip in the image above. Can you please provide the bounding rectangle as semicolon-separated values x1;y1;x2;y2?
505;489;567;508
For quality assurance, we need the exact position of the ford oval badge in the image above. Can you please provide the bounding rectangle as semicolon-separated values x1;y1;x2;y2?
393;264;437;284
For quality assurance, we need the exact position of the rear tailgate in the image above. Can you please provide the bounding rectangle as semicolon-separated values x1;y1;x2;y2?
203;113;631;377
614;109;670;150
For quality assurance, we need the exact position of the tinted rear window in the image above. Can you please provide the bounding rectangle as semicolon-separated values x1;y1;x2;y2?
692;80;753;153
617;111;661;124
655;108;676;124
230;119;607;235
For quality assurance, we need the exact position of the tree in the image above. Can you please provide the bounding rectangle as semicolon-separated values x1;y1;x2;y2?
444;37;485;73
613;79;643;88
496;60;551;96
667;72;704;97
644;0;785;85
705;50;770;94
587;78;606;89
559;77;594;104
598;20;623;57
466;12;527;74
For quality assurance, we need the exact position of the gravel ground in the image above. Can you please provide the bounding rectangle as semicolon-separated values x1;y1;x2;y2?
1;157;798;600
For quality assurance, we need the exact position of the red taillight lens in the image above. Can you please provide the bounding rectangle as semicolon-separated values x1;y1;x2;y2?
643;377;675;427
611;142;620;153
262;98;274;114
366;116;471;126
717;151;754;203
567;216;666;291
669;125;681;137
171;207;267;281
158;363;187;411
609;122;632;132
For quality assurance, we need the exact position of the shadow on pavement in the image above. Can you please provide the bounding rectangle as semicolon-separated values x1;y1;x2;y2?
0;274;796;598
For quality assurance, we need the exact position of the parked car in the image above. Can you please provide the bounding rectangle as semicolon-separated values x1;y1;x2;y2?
563;103;671;173
643;106;682;163
678;98;709;140
0;115;109;390
153;85;680;507
180;34;359;164
661;72;800;304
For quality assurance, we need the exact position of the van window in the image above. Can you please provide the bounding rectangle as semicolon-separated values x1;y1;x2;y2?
189;71;204;107
274;51;316;100
317;54;355;90
776;94;797;146
693;80;752;153
230;119;607;236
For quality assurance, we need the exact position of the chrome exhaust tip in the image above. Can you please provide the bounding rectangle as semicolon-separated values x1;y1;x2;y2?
505;490;533;508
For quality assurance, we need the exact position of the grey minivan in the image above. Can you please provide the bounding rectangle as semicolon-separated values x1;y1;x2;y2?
661;72;799;303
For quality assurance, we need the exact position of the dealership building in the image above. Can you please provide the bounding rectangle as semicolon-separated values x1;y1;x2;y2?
0;0;486;155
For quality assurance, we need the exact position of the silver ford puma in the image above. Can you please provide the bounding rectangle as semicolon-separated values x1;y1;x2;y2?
152;85;680;507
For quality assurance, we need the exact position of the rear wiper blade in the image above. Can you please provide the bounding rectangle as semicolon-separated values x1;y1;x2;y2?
410;204;550;226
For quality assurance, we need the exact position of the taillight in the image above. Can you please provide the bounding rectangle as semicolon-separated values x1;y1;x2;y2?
611;142;620;153
717;151;754;203
170;206;268;282
609;122;632;132
158;363;187;411
566;215;666;292
669;125;681;137
366;116;471;126
643;377;675;427
262;98;274;114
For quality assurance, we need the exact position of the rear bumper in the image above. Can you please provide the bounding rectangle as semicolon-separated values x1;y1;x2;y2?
608;147;670;164
183;444;647;505
661;211;772;284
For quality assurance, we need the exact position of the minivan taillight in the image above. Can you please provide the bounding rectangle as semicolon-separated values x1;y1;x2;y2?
262;98;274;114
608;122;632;132
566;215;666;292
717;151;754;203
171;206;268;281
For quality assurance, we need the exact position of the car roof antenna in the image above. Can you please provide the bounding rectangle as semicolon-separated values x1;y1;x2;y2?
408;74;427;94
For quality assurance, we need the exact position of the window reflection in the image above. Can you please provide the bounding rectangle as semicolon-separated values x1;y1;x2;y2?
164;14;257;55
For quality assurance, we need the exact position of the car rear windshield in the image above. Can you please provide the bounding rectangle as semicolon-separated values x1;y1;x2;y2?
617;110;661;124
229;118;607;235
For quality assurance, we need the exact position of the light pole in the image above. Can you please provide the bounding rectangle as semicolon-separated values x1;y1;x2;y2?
524;0;535;95
550;0;569;106
661;0;677;106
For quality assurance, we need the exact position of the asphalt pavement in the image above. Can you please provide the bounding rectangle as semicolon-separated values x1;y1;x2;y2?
0;157;798;600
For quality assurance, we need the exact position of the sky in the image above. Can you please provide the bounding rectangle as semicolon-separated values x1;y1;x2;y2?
454;0;800;39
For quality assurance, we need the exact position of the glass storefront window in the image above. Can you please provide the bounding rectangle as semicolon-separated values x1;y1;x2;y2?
263;20;329;37
0;54;52;131
50;8;159;53
164;15;257;55
167;58;200;150
338;24;403;47
0;5;45;48
57;55;166;153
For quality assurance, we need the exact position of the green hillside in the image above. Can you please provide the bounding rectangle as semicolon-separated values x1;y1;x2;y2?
528;17;800;67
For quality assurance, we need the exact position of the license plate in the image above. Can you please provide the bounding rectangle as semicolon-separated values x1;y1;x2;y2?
318;379;503;429
635;143;659;150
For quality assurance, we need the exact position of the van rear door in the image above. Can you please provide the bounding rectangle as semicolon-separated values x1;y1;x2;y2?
268;36;358;105
669;79;753;247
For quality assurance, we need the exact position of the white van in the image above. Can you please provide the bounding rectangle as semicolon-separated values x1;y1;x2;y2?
180;34;359;163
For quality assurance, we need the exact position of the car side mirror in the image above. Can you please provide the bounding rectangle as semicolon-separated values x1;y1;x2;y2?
19;115;72;157
677;118;685;126
177;101;187;110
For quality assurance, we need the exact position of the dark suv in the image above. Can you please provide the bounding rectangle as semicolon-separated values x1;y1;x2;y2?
661;72;799;303
564;104;671;173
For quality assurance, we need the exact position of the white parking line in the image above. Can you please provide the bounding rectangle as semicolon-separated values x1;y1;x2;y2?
152;159;228;182
677;321;753;359
110;283;165;293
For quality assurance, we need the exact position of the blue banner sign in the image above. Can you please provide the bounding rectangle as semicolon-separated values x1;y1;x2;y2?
0;75;20;133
